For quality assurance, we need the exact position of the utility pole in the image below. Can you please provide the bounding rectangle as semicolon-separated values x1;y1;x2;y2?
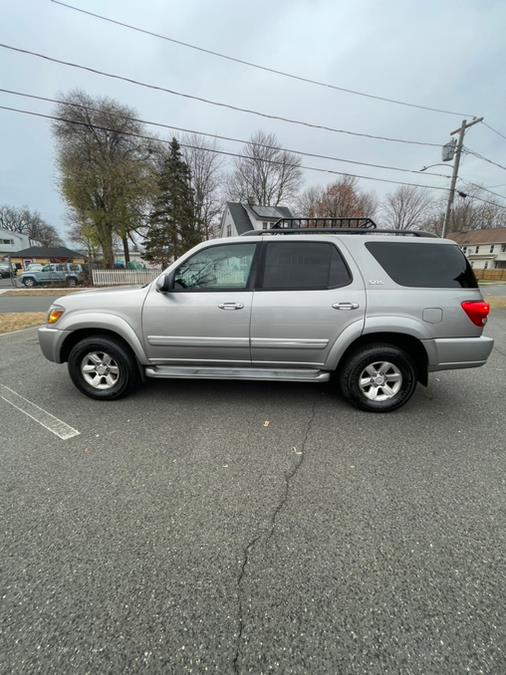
442;116;483;238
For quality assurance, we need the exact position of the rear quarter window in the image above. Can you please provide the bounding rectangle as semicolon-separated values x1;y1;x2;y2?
365;242;478;288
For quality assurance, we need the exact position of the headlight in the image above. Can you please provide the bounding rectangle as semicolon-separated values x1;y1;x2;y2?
47;305;65;325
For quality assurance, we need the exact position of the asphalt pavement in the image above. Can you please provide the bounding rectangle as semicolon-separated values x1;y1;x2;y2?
0;314;505;673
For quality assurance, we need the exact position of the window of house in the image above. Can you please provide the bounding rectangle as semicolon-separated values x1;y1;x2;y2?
502;244;506;252
490;245;495;253
475;246;479;253
262;222;269;230
484;261;489;269
462;246;467;253
0;238;14;245
174;243;256;290
260;242;351;290
226;224;232;237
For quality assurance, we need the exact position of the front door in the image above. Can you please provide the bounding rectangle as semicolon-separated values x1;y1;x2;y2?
142;242;258;365
250;240;365;368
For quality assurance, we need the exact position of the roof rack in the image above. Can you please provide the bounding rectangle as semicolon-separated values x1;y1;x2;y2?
272;217;377;230
241;228;438;238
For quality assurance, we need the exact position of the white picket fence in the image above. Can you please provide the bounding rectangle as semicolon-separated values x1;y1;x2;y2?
92;268;161;286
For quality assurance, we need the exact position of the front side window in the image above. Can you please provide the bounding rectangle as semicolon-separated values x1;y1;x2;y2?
260;242;351;290
174;243;256;291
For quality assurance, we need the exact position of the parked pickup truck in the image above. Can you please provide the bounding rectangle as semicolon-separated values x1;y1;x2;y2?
18;263;84;288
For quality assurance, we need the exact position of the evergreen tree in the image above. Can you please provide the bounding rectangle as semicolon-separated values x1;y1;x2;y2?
144;138;201;266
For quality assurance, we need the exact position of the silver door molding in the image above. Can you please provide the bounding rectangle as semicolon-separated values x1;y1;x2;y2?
250;337;329;350
147;335;250;348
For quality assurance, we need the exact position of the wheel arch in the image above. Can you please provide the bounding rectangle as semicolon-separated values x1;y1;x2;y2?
336;332;429;386
60;326;147;377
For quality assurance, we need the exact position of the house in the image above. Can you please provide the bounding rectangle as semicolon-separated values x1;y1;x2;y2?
219;202;293;237
0;228;40;260
9;245;86;270
447;228;506;270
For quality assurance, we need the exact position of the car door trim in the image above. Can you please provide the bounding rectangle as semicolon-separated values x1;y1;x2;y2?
146;335;250;348
250;337;329;349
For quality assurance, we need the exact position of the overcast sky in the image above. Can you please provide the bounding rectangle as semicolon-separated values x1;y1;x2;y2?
1;0;506;238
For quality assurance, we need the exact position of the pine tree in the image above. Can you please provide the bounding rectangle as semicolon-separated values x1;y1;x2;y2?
144;138;202;266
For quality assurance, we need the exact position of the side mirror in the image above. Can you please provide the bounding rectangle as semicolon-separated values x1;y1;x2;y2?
157;271;175;292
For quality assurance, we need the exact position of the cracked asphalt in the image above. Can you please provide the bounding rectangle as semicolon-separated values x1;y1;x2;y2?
1;313;505;674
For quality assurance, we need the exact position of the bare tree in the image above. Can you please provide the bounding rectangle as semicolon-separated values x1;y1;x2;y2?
181;134;224;239
422;185;505;235
0;205;63;245
381;186;434;230
227;131;302;206
296;177;377;219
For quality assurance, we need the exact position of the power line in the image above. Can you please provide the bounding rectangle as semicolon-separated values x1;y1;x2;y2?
0;87;452;179
462;192;506;211
461;180;506;202
482;121;506;141
0;42;442;148
0;102;452;191
50;0;474;119
464;146;506;172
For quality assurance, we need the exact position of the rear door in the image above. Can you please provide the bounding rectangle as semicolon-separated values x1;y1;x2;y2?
250;239;365;368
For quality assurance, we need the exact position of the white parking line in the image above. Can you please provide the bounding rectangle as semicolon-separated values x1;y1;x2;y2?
0;384;80;440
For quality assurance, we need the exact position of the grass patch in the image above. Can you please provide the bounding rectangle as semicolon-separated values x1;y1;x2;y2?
486;296;506;310
0;312;46;334
1;289;85;297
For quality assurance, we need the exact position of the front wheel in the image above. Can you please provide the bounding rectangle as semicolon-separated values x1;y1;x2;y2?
68;336;139;400
23;277;35;288
339;344;417;412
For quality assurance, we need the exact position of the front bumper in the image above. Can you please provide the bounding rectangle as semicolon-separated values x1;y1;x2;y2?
38;326;71;363
424;335;494;371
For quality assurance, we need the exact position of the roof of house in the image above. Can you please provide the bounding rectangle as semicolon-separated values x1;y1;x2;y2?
447;228;506;245
247;205;293;220
226;203;254;235
226;202;293;234
12;246;83;258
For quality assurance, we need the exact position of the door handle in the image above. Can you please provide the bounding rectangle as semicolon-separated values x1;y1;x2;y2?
332;302;359;310
218;302;244;310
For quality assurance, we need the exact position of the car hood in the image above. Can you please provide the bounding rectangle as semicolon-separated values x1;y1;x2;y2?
54;285;150;311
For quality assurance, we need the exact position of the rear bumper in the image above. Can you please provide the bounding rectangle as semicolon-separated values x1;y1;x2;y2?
38;326;70;363
424;335;494;371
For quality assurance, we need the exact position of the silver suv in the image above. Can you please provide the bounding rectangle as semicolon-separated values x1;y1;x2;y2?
38;225;493;412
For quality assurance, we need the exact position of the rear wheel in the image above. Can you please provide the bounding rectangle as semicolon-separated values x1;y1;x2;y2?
67;276;77;287
339;343;417;412
68;336;139;400
23;277;35;288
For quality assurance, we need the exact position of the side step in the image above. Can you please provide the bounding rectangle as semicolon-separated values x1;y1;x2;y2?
145;365;330;383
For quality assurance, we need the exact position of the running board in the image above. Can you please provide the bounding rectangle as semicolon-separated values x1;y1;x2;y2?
145;365;330;383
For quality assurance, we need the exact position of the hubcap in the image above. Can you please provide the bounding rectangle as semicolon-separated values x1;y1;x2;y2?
359;361;402;401
81;351;120;390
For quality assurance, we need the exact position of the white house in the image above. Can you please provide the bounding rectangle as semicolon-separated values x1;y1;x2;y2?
219;202;293;237
448;228;506;270
0;228;40;260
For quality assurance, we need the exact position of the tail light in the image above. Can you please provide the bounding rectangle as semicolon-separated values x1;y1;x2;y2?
461;300;490;327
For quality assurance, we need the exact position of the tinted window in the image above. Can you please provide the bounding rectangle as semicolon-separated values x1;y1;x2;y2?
365;242;478;288
174;243;256;290
261;242;351;290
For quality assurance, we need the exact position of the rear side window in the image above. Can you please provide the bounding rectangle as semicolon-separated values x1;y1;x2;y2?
260;242;351;290
365;242;478;288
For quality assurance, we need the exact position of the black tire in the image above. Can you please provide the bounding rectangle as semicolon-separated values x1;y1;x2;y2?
339;343;417;413
23;277;35;288
67;277;77;287
67;336;139;400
